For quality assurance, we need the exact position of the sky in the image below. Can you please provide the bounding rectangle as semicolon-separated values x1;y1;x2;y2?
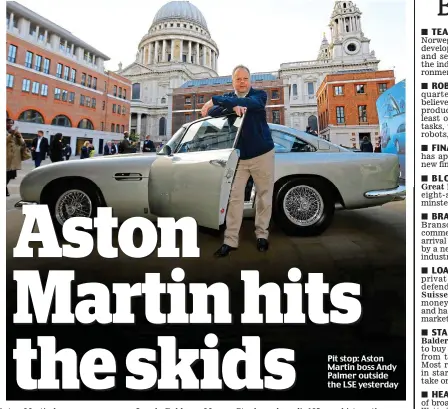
13;0;407;81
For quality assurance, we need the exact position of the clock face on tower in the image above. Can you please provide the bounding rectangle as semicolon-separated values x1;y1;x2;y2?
344;39;361;55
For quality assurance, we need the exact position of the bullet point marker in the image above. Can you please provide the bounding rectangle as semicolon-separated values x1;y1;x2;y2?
422;267;428;274
422;175;428;182
422;391;428;398
422;329;428;336
421;29;428;35
422;145;428;151
422;214;428;220
422;83;428;89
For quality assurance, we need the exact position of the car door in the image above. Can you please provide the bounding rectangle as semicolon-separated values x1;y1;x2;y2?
148;114;244;229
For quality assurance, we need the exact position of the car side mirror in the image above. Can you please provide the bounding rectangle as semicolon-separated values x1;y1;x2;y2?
166;145;172;156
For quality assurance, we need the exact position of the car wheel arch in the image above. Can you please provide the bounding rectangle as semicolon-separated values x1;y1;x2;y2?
274;174;345;208
40;176;107;207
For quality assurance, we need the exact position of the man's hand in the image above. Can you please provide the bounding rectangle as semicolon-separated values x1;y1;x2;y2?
233;106;247;117
201;100;214;117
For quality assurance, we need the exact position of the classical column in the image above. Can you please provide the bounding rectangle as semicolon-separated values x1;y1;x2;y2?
9;13;14;30
202;46;206;65
215;54;218;72
35;25;40;40
162;40;166;62
170;39;174;61
154;40;159;63
148;43;153;65
137;113;142;136
196;42;200;64
44;29;48;43
188;41;192;63
179;39;183;62
210;50;214;69
358;16;362;32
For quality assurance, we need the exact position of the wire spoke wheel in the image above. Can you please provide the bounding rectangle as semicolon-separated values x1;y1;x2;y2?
282;185;324;227
55;189;93;225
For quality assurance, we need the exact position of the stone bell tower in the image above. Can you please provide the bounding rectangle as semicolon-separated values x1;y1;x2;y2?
328;1;377;64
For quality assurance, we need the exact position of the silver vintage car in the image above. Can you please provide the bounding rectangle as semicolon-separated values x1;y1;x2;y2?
17;114;405;236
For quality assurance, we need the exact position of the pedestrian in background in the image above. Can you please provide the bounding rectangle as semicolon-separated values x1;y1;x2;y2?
360;136;373;152
50;133;64;162
80;141;90;159
6;123;26;197
31;130;49;167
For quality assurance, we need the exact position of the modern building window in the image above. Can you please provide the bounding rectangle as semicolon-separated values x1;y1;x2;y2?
22;79;31;92
25;51;33;68
70;68;76;83
62;90;68;102
63;66;70;81
117;105;121;114
111;123;115;132
122;107;126;114
118;87;122;98
6;74;14;88
78;119;94;130
56;63;63;78
336;106;345;124
116;124;120;133
19;109;44;123
29;23;37;37
32;82;40;94
102;101;105;110
112;104;117;113
54;88;61;100
81;73;86;86
185;114;191;122
378;83;387;93
34;55;42;71
358;105;367;122
113;85;117;96
68;92;75;103
80;95;85;106
52;115;72;127
41;84;48;96
87;75;92;88
132;83;140;100
8;45;17;63
92;98;96;108
104;81;107;92
334;85;344;95
123;89;127;99
161;97;166;104
85;97;91;107
159;117;166;136
272;90;280;100
93;77;97;90
43;58;50;74
198;95;204;104
121;125;124;133
272;110;280;124
185;97;191;104
101;122;104;131
356;84;365;94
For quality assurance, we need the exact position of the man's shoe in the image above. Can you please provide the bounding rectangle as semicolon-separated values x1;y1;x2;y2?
214;244;236;257
257;238;269;252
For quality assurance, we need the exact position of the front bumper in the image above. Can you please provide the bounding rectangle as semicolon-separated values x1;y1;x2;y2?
364;185;406;201
15;200;38;208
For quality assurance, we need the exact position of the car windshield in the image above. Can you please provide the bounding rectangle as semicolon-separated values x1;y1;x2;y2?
175;115;242;153
157;126;186;155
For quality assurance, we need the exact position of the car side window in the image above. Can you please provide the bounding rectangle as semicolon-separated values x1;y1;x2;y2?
397;123;406;133
176;116;242;153
271;130;316;153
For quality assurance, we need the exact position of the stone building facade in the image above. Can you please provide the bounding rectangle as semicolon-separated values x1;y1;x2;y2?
279;1;381;133
117;1;219;143
118;0;387;142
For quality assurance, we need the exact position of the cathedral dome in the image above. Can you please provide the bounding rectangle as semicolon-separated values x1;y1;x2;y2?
152;1;208;30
